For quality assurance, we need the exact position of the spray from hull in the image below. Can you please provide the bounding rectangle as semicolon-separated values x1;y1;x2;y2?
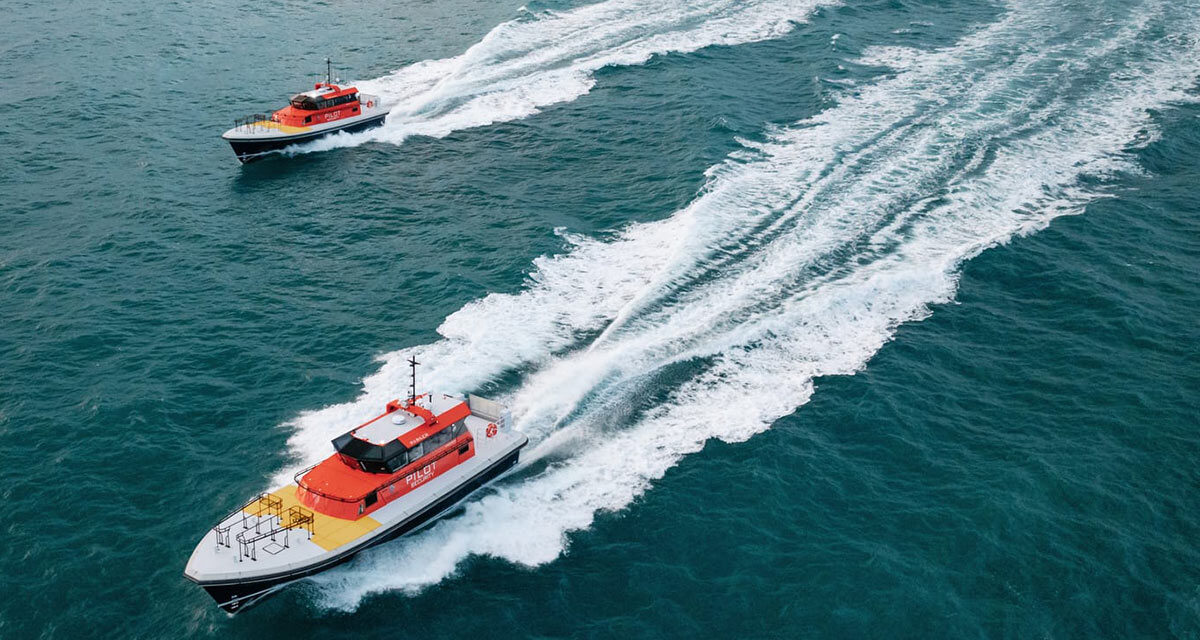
276;0;1198;612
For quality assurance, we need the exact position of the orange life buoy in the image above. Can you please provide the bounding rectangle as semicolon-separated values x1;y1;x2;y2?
486;423;498;438
367;100;374;108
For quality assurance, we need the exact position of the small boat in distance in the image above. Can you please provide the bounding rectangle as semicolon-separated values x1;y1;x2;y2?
222;58;388;162
184;358;528;612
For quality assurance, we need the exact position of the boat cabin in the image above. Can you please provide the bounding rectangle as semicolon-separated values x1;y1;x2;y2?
332;409;467;474
271;83;364;127
296;394;478;519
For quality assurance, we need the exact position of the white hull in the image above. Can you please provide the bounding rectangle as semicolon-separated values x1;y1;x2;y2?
184;394;527;611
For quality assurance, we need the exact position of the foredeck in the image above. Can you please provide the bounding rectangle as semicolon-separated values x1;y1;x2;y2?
266;486;380;551
236;120;311;135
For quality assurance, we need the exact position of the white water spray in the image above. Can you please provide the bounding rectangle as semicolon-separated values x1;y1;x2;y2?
296;0;838;153
277;0;1198;611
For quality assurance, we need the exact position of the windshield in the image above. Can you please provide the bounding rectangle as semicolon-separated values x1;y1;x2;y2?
289;96;318;110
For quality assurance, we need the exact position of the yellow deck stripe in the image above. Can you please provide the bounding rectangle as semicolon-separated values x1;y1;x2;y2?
249;120;311;134
245;486;381;552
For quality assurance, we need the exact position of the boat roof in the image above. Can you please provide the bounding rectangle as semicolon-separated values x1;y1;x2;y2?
293;83;358;100
303;394;474;499
348;393;470;449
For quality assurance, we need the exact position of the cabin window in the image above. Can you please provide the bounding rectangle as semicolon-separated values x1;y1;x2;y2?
385;449;411;473
375;420;470;474
358;459;388;474
311;94;357;110
304;116;312;124
334;432;389;473
364;491;378;509
427;429;453;450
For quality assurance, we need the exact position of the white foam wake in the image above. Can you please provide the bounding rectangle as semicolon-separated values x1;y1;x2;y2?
296;0;837;153
286;0;1199;610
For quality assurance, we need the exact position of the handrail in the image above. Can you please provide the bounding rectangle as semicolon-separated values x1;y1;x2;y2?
234;505;315;562
292;463;319;486
232;113;277;131
211;492;282;550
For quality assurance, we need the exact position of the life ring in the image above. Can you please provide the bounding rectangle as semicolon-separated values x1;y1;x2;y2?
367;100;374;108
485;423;498;438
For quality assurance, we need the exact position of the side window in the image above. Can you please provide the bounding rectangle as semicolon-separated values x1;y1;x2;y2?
429;429;452;450
386;449;409;473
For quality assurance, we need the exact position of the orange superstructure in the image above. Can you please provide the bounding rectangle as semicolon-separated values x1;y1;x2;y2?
269;82;372;128
295;395;479;520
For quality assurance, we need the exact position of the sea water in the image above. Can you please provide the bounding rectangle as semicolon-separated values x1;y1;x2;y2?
1;0;1198;637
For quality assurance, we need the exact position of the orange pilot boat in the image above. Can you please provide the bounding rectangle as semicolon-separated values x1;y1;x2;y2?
184;358;528;612
221;58;388;163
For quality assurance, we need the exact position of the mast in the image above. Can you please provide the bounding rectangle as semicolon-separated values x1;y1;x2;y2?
408;355;419;404
325;57;332;86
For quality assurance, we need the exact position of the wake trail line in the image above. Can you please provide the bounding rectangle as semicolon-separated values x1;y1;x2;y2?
295;0;838;154
273;0;1199;611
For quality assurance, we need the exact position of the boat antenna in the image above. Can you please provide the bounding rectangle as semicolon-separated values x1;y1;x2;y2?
325;57;332;86
408;355;419;404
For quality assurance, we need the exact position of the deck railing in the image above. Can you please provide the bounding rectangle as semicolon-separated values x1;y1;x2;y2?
235;506;315;562
212;492;279;550
232;113;275;131
211;493;315;561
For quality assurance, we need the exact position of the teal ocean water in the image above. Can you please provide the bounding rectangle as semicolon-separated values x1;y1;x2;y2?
2;0;1199;637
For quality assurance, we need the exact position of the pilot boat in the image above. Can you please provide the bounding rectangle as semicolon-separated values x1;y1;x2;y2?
184;359;528;612
221;59;388;162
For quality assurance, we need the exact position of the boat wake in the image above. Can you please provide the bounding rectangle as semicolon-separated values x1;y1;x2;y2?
295;0;837;154
280;0;1199;611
